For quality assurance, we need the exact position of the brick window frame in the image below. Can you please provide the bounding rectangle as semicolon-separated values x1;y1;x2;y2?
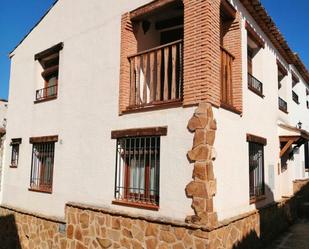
119;0;227;115
10;138;22;168
247;134;266;203
111;127;167;210
220;1;242;114
29;135;58;194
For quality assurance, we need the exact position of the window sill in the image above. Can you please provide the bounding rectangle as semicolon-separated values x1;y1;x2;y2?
9;165;17;168
28;187;52;194
112;200;159;211
250;195;266;204
122;99;182;115
34;96;57;104
248;86;265;98
279;107;288;114
220;102;242;115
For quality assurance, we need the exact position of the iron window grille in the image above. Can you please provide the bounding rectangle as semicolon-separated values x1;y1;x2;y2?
248;142;265;199
10;138;22;167
30;142;55;193
114;136;160;207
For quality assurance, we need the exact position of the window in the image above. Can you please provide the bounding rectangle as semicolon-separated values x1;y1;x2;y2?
10;138;22;168
34;43;63;102
247;134;266;202
112;127;167;209
246;22;264;97
29;135;58;193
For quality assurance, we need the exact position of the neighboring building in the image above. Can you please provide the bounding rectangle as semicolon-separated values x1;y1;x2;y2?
1;0;309;248
0;99;8;191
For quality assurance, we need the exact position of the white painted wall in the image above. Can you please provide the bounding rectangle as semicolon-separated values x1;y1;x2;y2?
2;0;309;222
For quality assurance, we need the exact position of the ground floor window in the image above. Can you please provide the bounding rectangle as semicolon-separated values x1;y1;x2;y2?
10;138;22;168
247;134;266;201
112;127;167;209
115;136;160;207
29;135;58;193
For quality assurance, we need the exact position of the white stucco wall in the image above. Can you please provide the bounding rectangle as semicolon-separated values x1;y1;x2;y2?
2;0;309;222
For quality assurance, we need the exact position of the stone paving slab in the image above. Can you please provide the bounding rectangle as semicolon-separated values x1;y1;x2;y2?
265;219;309;249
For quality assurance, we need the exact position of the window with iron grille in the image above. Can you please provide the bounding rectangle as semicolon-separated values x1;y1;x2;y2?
114;136;160;207
10;138;22;168
248;141;265;199
30;141;55;193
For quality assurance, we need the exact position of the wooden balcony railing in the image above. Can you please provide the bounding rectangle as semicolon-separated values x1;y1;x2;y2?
292;90;299;104
35;84;58;102
248;73;263;97
127;40;183;109
221;46;234;106
278;97;288;113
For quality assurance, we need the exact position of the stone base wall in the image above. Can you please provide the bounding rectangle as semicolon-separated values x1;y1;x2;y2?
65;203;209;249
1;181;309;249
0;205;66;249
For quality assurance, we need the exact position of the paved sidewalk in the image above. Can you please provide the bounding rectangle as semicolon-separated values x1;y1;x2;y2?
265;219;309;249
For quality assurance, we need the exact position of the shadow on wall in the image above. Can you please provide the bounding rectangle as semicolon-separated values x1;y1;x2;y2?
0;214;21;249
232;182;309;249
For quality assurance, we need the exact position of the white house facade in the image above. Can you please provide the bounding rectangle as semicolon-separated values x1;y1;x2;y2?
0;0;309;248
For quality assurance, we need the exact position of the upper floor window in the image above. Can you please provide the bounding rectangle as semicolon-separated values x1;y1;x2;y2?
34;43;63;103
29;135;58;193
246;22;265;97
10;138;22;168
112;127;167;210
277;59;287;90
292;72;300;104
124;1;184;112
247;134;266;203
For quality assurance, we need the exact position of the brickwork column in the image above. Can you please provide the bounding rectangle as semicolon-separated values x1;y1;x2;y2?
119;13;137;114
183;0;221;107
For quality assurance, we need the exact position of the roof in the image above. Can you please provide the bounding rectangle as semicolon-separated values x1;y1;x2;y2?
0;99;8;103
239;0;309;85
8;0;309;85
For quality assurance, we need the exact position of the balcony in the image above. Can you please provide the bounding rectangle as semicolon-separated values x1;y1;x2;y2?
35;85;58;103
292;90;299;104
278;97;288;113
127;40;183;110
248;73;264;97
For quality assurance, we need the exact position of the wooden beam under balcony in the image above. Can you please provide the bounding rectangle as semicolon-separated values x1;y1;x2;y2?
221;0;236;21
130;0;182;21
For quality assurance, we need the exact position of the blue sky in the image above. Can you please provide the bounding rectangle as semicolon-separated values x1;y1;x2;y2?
0;0;308;100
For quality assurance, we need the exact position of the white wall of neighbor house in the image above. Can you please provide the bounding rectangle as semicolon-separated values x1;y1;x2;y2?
0;100;8;128
2;0;309;222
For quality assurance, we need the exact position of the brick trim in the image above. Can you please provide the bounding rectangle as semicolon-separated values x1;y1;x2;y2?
34;42;63;60
111;126;167;139
277;59;288;76
245;21;265;48
246;133;267;145
29;135;58;143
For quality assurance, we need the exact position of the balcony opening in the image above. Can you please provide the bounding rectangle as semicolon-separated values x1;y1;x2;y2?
220;1;236;107
127;1;184;109
34;43;63;103
219;0;242;113
246;22;264;97
277;60;288;112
